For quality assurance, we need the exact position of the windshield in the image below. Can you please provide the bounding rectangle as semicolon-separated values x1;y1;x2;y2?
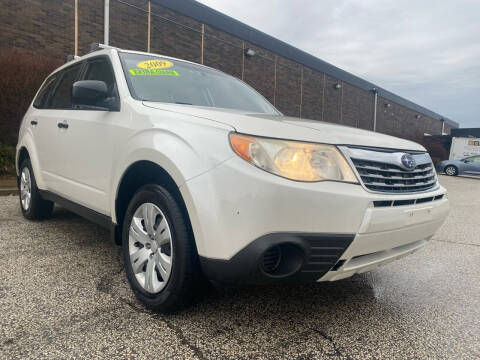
119;52;279;115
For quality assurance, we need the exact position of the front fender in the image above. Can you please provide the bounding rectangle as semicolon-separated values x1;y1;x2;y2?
110;126;233;223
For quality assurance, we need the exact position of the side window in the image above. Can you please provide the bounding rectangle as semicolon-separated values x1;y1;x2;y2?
472;156;480;163
82;57;117;98
33;74;58;109
49;63;82;109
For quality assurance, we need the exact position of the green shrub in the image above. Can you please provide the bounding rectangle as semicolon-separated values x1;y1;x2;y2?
0;143;15;175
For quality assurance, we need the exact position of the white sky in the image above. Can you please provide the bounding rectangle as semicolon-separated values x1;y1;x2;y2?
197;0;480;127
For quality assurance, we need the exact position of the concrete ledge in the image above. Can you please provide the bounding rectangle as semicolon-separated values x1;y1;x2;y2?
0;175;17;196
0;189;17;196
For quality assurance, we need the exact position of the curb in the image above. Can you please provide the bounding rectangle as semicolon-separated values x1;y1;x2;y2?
439;174;480;180
0;189;18;196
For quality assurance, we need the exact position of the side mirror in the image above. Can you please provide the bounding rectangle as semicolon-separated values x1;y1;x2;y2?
72;80;110;110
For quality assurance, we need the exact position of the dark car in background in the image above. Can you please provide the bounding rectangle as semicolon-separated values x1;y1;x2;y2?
437;155;480;176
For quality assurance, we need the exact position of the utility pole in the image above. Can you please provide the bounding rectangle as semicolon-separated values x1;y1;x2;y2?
372;88;378;132
104;0;110;45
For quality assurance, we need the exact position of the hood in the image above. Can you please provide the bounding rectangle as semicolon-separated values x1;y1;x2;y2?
143;102;426;152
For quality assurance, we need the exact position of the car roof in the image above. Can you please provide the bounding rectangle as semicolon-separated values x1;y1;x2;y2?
53;46;217;78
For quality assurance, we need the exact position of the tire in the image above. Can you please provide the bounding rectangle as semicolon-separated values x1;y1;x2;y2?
444;165;458;176
122;184;201;313
18;159;54;220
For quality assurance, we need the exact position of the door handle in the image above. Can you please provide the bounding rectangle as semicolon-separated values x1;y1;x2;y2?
30;120;38;126
57;122;69;129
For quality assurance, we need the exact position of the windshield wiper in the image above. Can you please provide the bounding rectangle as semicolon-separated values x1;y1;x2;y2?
175;102;193;105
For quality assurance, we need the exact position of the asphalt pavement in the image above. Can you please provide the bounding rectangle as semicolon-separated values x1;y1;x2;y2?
1;175;479;359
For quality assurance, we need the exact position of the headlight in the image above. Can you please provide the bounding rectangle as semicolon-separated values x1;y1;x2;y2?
229;133;358;183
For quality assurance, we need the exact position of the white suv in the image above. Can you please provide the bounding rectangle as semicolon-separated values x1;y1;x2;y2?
16;45;449;312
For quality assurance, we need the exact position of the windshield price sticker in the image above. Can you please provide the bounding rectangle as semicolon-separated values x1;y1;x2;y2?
129;69;179;76
137;59;174;69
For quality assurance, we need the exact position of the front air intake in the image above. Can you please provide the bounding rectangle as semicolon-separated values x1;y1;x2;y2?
260;243;304;277
262;246;282;274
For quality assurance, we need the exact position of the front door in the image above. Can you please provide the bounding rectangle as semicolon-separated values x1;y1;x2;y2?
463;156;480;174
54;56;123;214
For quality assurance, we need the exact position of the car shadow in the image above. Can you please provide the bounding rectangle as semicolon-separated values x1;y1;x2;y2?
44;206;410;314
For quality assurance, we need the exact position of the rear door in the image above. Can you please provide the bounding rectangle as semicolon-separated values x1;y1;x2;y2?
54;55;122;214
29;72;60;185
31;63;82;190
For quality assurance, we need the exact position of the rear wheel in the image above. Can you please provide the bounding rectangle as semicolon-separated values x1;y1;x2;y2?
18;159;54;220
444;165;458;176
122;184;200;313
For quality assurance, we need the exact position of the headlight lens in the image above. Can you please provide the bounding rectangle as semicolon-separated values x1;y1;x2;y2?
229;133;358;183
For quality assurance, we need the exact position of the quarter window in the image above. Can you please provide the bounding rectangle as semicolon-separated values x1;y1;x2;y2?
33;74;58;109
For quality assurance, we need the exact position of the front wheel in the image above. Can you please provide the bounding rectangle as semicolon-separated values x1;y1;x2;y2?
122;184;200;313
444;165;458;176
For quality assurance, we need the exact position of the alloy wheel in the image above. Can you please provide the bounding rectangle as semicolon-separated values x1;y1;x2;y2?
20;167;32;211
445;166;456;176
128;203;173;294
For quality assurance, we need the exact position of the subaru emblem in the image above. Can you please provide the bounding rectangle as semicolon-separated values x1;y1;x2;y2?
401;153;416;170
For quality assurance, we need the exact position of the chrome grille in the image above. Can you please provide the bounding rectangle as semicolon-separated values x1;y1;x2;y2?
342;147;437;194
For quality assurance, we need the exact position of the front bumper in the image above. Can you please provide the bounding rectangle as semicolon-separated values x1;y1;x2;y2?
319;200;448;281
181;156;449;284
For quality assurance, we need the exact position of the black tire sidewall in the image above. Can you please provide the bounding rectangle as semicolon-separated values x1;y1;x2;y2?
122;184;195;311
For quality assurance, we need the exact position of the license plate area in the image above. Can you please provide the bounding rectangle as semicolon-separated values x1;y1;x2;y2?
405;206;433;225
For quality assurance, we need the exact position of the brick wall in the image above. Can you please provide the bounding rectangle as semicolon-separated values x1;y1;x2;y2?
203;25;242;78
301;68;324;121
0;0;456;147
78;0;104;55
342;84;374;130
243;43;276;105
323;75;342;124
110;0;148;51
275;57;302;118
150;3;201;63
0;0;74;58
444;123;454;135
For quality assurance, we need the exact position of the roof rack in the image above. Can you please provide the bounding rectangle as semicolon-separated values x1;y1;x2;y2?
65;55;80;63
89;43;118;53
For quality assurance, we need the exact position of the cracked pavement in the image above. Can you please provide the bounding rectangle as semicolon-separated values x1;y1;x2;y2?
1;176;479;359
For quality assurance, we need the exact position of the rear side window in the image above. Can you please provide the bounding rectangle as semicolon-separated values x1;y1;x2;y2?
49;63;82;109
82;57;117;98
33;74;58;109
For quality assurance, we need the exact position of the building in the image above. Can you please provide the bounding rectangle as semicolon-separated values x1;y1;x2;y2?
0;0;458;146
424;128;480;162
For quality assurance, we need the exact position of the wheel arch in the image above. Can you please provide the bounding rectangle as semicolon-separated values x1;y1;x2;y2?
17;147;30;173
113;160;194;246
16;132;47;189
